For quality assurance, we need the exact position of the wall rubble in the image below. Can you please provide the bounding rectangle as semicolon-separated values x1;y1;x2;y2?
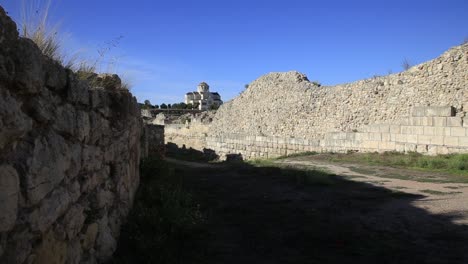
0;7;141;264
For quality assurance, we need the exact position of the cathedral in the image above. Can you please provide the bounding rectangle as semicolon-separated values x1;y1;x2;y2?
185;82;223;110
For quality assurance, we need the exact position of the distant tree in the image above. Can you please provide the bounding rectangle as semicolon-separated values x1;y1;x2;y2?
244;84;249;89
209;104;220;110
144;99;151;106
402;58;412;71
186;103;193;109
160;103;167;109
193;103;199;109
154;104;159;109
167;104;172;109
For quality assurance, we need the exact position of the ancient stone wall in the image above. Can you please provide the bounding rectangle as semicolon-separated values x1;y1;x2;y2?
206;106;468;159
211;44;467;139
0;8;141;264
165;44;468;159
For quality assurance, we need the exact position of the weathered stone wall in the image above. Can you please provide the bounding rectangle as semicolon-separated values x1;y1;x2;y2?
0;8;141;264
142;124;165;157
165;44;468;159
205;106;468;159
163;111;215;151
211;44;467;139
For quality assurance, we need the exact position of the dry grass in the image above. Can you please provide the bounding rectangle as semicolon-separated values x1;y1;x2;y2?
19;0;132;89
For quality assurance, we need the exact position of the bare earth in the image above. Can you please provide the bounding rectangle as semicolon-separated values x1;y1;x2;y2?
168;156;468;264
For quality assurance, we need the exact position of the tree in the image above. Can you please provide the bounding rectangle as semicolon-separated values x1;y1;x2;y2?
193;103;199;110
186;103;193;109
144;99;151;106
154;104;159;109
168;104;172;109
160;103;167;109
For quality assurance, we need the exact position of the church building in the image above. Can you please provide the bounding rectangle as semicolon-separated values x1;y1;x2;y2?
185;82;223;110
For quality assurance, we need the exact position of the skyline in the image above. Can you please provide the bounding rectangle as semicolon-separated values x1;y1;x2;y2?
1;0;467;105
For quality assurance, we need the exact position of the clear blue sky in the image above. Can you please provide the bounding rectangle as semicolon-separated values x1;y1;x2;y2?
2;0;467;105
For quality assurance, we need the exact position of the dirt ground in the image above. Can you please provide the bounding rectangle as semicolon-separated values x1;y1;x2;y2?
168;156;468;264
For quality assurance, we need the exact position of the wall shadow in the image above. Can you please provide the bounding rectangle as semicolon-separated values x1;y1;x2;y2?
165;146;468;264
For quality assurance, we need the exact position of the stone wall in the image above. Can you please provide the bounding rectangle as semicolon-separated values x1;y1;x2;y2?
0;7;141;264
205;106;468;159
142;124;165;157
165;44;468;160
211;44;467;139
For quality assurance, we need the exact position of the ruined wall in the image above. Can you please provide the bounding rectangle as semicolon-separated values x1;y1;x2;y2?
0;8;141;264
211;44;467;139
166;44;468;159
206;106;468;159
203;44;468;158
142;124;165;157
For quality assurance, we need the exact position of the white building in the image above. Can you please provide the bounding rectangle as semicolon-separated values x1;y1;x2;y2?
185;82;223;110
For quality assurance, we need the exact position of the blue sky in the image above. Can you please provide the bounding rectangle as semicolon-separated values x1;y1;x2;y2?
2;0;467;105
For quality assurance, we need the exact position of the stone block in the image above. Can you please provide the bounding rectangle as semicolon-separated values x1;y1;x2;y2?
381;133;391;141
422;117;434;126
368;125;380;133
451;127;466;137
395;134;408;142
431;136;444;145
379;141;396;150
410;117;422;126
459;137;468;147
444;136;459;146
407;135;418;144
464;117;468;128
417;135;432;145
433;117;447;127
0;165;19;232
390;125;401;134
369;133;382;141
412;106;454;117
447;117;462;127
424;127;437;136
405;143;417;152
379;125;390;133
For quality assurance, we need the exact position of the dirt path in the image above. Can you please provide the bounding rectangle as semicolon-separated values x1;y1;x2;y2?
276;157;468;225
167;157;468;264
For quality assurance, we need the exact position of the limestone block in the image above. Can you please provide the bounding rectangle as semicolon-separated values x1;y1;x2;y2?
459;137;468;147
369;133;382;141
29;187;71;232
407;135;418;144
381;133;391;141
62;205;86;240
0;165;19;232
416;144;428;153
27;131;71;205
444;136;459;146
464;117;468;128
417;135;432;145
422;117;434;126
413;126;425;135
433;117;447;127
395;134;408;142
379;141;396;150
410;117;422;126
390;125;401;134
423;127;436;136
412;106;454;117
447;117;462;127
405;144;417;152
450;127;466;137
431;136;444;145
0;89;33;150
377;124;389;133
368;125;380;133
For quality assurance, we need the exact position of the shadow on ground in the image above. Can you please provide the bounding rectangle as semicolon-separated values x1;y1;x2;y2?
114;145;468;264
